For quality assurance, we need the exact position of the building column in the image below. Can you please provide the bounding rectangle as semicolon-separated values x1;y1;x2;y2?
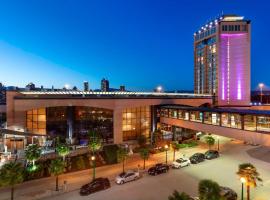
113;108;123;144
151;105;158;144
67;106;74;144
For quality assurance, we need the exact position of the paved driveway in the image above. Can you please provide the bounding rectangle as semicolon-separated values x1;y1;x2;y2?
42;138;270;200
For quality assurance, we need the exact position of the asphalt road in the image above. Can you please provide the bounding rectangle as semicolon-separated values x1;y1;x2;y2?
43;139;270;200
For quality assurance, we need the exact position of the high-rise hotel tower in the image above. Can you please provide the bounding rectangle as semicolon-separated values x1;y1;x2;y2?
194;15;251;106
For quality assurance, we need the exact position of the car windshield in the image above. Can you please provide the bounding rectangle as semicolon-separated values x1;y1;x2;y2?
176;158;184;163
119;172;127;178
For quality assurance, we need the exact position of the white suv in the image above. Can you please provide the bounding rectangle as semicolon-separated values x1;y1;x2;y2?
115;170;140;185
172;158;191;169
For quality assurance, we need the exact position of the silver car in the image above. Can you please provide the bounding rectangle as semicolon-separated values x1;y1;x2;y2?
115;170;140;185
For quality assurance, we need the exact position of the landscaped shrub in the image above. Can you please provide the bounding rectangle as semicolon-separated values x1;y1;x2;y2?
103;144;119;164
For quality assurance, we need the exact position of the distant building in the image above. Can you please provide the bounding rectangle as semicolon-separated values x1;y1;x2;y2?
25;82;35;91
101;78;109;92
194;14;251;106
0;83;6;105
84;81;89;91
120;85;125;91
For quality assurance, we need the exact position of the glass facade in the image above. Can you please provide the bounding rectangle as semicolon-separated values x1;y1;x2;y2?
26;106;113;143
160;108;270;134
0;112;6;128
194;36;217;95
122;106;151;141
26;108;46;135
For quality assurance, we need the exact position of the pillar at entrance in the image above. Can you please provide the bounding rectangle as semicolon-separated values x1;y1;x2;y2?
113;108;123;144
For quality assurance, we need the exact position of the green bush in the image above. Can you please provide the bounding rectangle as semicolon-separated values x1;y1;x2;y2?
103;144;119;164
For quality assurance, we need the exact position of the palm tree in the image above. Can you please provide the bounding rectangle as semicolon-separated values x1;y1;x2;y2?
88;130;102;180
168;190;192;200
204;135;215;150
139;148;150;169
171;142;181;161
49;159;65;191
25;144;41;171
117;146;129;173
0;162;24;200
56;143;70;161
198;179;221;200
237;163;262;200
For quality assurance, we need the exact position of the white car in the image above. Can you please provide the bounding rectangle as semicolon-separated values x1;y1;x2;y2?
115;170;140;185
172;158;191;169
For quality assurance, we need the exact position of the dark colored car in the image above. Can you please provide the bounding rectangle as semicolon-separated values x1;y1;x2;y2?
220;186;238;200
80;178;110;196
205;150;219;160
189;153;205;164
148;163;169;176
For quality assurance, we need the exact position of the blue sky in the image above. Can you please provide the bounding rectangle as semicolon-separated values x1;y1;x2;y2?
0;0;269;91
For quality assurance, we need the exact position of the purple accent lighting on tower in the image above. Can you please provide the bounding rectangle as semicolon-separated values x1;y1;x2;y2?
219;33;248;105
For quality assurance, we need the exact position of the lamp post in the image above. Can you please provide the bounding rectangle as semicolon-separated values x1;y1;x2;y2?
164;144;169;164
217;136;220;151
240;177;246;200
91;155;96;181
259;83;264;104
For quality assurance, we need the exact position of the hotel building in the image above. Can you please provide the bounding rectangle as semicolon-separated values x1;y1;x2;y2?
194;15;251;106
2;14;270;151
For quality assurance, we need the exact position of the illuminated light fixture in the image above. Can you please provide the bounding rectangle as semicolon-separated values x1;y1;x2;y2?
223;16;244;21
206;24;208;27
156;86;163;93
198;30;201;33
237;80;242;100
210;22;213;25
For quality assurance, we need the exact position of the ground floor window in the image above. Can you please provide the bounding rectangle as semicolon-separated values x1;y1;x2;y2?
122;106;150;141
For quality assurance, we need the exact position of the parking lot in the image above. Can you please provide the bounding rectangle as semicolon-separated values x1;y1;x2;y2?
44;137;270;200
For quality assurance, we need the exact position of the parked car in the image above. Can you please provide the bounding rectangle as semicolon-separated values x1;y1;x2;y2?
172;158;191;169
148;163;169;176
115;170;140;184
205;150;219;160
220;186;238;200
80;178;110;196
189;153;205;164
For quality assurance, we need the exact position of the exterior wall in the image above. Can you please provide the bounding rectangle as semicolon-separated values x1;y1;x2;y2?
217;25;251;106
6;91;212;144
161;117;270;147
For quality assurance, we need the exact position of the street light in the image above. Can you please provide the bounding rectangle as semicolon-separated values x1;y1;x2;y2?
164;144;169;164
91;155;96;180
240;177;246;200
259;83;264;103
156;86;163;93
217;136;220;151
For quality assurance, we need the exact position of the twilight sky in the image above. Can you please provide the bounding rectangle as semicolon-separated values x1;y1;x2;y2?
0;0;269;91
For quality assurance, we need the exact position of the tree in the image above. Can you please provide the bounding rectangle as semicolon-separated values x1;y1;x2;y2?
0;162;24;200
137;135;147;147
56;143;70;161
168;190;192;200
139;148;150;169
25;144;41;171
49;159;65;191
236;163;262;200
171;142;181;161
88;130;102;180
117;146;129;173
204;135;215;150
198;179;221;200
